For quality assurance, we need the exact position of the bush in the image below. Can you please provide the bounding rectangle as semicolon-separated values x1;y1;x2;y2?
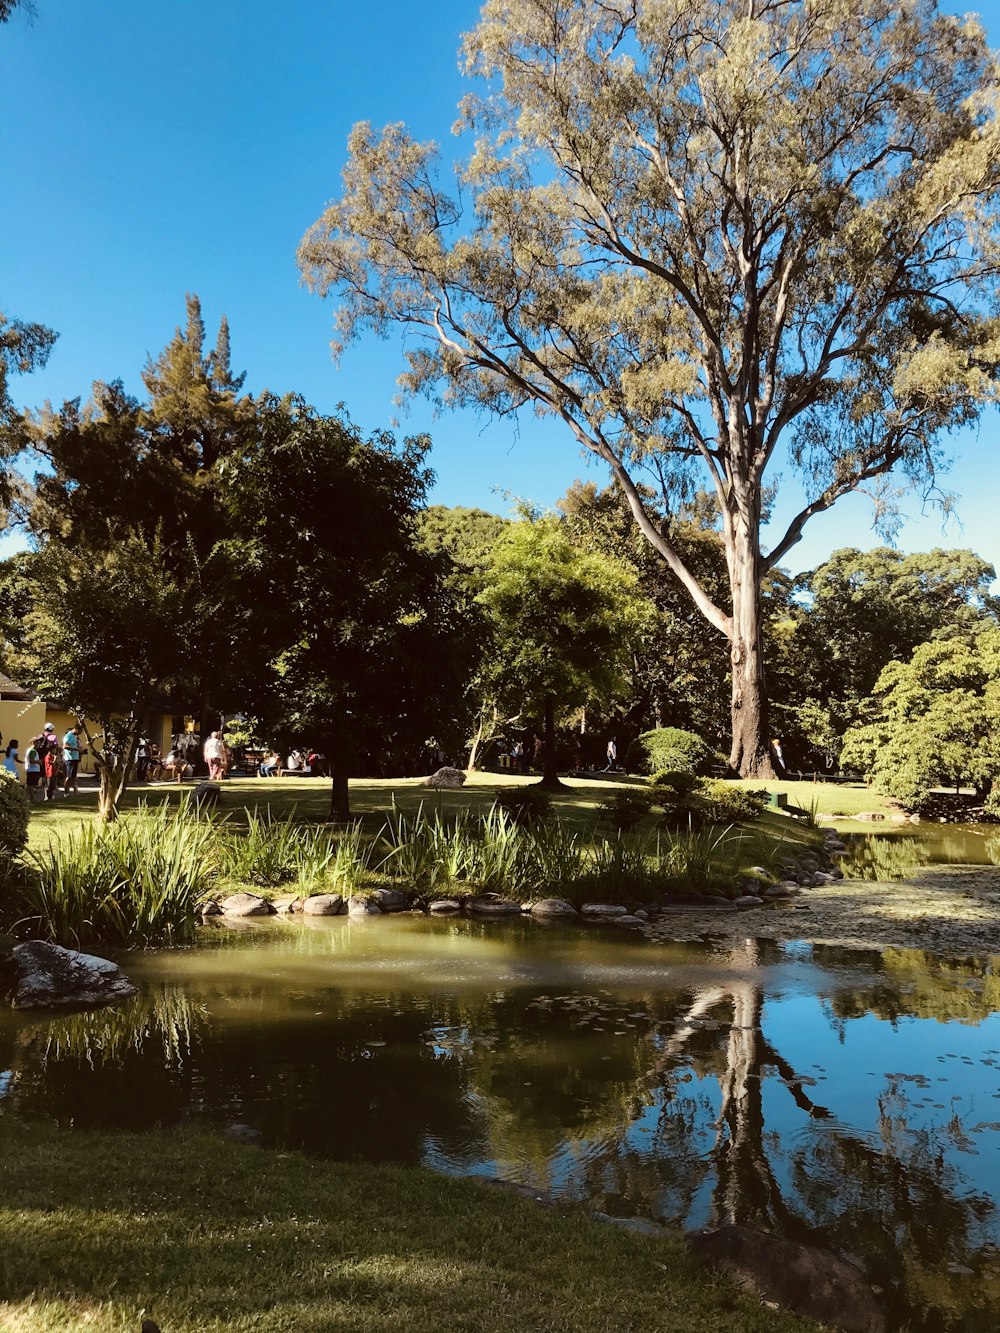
648;769;699;795
492;786;552;826
599;790;654;831
638;728;712;775
695;780;768;824
0;770;29;864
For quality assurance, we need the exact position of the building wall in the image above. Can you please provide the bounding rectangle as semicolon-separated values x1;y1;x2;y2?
0;699;47;781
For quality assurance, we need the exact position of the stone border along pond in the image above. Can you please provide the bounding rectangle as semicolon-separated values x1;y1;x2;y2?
203;828;1000;959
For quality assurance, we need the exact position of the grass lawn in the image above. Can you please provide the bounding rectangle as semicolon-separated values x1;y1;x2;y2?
736;778;898;819
0;1120;804;1333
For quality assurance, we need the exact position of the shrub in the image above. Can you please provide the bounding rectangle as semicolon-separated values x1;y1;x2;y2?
492;786;552;826
638;728;712;775
599;790;654;831
695;780;768;824
648;769;700;795
0;770;29;864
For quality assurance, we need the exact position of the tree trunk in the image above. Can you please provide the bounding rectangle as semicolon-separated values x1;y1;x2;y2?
536;695;566;791
329;753;351;820
727;519;777;778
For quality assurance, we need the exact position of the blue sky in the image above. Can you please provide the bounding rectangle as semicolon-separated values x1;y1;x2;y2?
1;0;998;578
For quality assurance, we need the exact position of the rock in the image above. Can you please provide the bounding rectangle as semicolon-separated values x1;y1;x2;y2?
429;898;461;914
691;1225;885;1333
198;899;222;917
854;811;886;823
733;895;764;908
530;898;578;917
633;909;649;920
372;887;408;913
302;894;344;916
221;891;273;917
425;766;467;789
190;781;221;810
271;894;303;913
614;914;644;927
348;895;382;917
580;903;628;918
225;1122;263;1146
748;865;771;878
813;872;836;885
466;896;522;915
141;1321;162;1333
593;1212;666;1237
10;941;138;1012
765;885;799;898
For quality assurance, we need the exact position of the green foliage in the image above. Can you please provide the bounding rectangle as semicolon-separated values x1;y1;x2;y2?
648;769;699;795
492;785;552;826
476;517;650;780
599;789;654;831
0;769;29;864
771;547;1000;765
841;627;1000;807
21;801;216;947
695;781;768;825
219;398;480;814
220;809;307;887
639;728;712;775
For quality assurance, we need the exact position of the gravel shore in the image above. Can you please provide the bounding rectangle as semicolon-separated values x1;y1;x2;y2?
645;864;1000;957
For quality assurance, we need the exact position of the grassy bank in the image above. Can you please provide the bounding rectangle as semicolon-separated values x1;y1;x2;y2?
0;1120;802;1333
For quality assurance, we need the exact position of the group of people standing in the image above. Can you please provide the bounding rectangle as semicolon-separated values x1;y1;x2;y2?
3;724;83;802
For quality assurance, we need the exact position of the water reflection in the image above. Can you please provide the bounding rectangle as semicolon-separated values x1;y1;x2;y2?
843;825;1000;880
0;918;998;1330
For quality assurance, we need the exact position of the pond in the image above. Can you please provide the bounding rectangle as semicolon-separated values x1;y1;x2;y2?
1;910;999;1331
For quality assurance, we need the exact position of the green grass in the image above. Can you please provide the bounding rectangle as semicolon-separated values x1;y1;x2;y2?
736;778;898;818
0;1120;803;1333
20;772;830;915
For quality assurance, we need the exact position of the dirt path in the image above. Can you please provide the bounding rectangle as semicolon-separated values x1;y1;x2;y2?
645;865;1000;957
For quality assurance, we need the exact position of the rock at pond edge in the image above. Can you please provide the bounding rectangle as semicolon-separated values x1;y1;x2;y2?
11;941;138;1012
221;892;273;917
691;1225;885;1333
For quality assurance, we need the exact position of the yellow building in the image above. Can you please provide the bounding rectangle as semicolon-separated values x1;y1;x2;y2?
43;706;174;775
0;674;46;781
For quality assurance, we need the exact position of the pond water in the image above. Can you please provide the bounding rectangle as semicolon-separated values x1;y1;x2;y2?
1;912;999;1331
842;823;1000;881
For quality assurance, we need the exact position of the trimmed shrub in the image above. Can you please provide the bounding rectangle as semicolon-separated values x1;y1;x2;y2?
638;728;712;775
600;790;654;831
648;769;700;795
492;786;552;826
0;770;29;865
696;780;768;824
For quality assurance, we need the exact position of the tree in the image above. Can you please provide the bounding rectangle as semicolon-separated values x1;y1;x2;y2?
770;546;998;764
840;626;1000;805
299;0;1000;777
219;398;478;818
20;296;254;739
477;515;649;788
8;531;202;819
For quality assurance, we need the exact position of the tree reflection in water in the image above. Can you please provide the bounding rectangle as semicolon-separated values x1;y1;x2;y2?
1;925;998;1330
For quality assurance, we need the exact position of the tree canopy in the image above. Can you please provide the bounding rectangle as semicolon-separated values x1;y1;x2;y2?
300;0;1000;776
840;626;1000;805
477;515;649;786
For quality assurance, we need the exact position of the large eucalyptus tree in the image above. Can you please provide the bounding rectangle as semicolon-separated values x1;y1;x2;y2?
300;0;1000;775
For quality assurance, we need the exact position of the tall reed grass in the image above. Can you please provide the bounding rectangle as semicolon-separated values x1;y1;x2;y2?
22;800;217;947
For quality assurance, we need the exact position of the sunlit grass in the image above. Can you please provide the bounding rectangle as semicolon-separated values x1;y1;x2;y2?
0;1120;803;1333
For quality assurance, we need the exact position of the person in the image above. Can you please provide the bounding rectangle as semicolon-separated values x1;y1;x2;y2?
135;737;150;783
25;737;42;801
286;749;305;772
604;736;618;772
43;743;63;802
147;742;163;781
771;737;785;771
258;750;281;777
306;751;325;777
3;739;22;781
532;734;543;770
203;730;226;781
62;725;83;794
161;747;191;783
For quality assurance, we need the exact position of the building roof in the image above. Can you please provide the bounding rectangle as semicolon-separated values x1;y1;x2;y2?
0;672;36;701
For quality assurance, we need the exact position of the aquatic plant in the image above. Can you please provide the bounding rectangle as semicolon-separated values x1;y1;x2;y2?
22;800;216;946
219;808;303;887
